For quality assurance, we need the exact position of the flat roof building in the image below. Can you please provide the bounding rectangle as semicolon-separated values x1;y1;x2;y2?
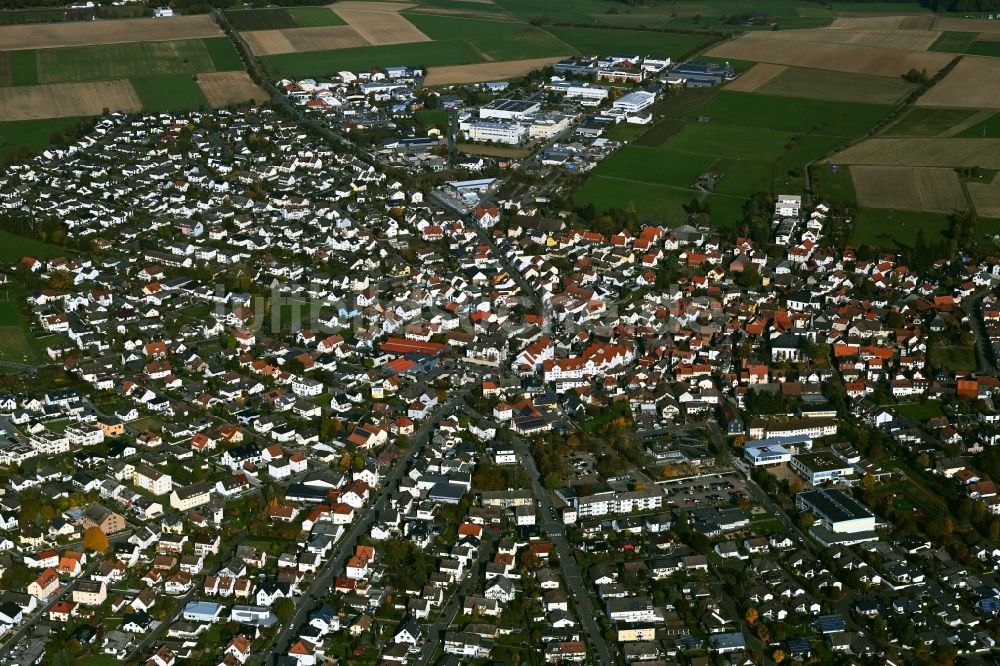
796;488;877;546
791;450;855;485
612;91;656;114
479;99;540;121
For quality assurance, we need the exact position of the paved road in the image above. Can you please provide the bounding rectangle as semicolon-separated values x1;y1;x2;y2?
126;534;248;662
415;531;497;665
462;405;612;666
265;386;476;662
964;288;997;374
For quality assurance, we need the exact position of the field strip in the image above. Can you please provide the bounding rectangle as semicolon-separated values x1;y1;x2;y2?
0;80;141;119
707;34;952;77
197;71;267;107
827;138;1000;168
329;1;417;12
423;56;567;85
830;15;934;30
939;109;995;137
333;7;430;45
741;27;940;51
0;15;221;50
243;25;369;55
725;63;787;92
917;56;1000;109
933;17;1000;33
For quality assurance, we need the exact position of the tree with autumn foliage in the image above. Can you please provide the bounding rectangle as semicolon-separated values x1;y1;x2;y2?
745;607;758;625
82;526;108;552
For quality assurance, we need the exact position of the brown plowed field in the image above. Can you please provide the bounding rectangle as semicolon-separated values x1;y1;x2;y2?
725;63;787;92
244;25;369;55
0;15;221;50
968;173;1000;218
706;33;951;77
917;56;1000;109
827;138;1000;168
197;71;266;107
0;80;141;119
851;165;967;213
423;56;567;85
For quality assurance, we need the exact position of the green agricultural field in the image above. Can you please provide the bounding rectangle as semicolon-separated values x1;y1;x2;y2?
754;67;916;105
955;112;1000;138
686;91;890;137
203;36;244;72
574;176;696;223
967;40;1000;58
667;124;794;161
9;49;37;86
226;7;298;31
884;107;980;137
604;121;649;142
811;164;857;206
0;117;89;163
402;13;569;60
543;26;715;60
0;7;66;24
632;118;685;147
929;31;977;53
262;40;484;79
35;39;216;84
712;159;774;197
850;208;951;248
287;7;347;27
594;145;715;188
131;74;209;112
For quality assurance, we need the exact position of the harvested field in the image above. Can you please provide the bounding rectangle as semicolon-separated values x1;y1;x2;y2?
244;25;369;55
333;7;429;44
197;71;266;107
830;15;934;30
747;27;940;51
850;166;967;213
331;1;416;10
0;15;221;50
755;67;915;104
725;63;786;92
968;173;1000;219
933;17;1000;33
978;32;1000;42
917;56;1000;109
706;33;952;77
827;138;1000;168
0;80;140;119
422;56;566;84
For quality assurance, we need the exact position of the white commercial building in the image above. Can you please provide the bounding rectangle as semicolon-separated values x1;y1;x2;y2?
478;99;540;121
796;488;878;546
464;121;527;145
612;90;656;114
545;81;609;102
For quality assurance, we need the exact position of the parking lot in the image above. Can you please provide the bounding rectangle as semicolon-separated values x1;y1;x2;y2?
660;475;748;510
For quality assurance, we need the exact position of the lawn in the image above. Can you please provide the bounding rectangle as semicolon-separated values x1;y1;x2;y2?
604;121;650;142
929;31;977;53
0;278;51;364
226;7;298;30
574;176;694;223
543;26;716;59
686;91;890;137
0;117;89;162
894;401;945;421
930;345;978;372
884;107;980;137
287;6;346;27
262;40;485;78
131;74;209;112
0;229;71;262
850;208;951;248
35;39;217;84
